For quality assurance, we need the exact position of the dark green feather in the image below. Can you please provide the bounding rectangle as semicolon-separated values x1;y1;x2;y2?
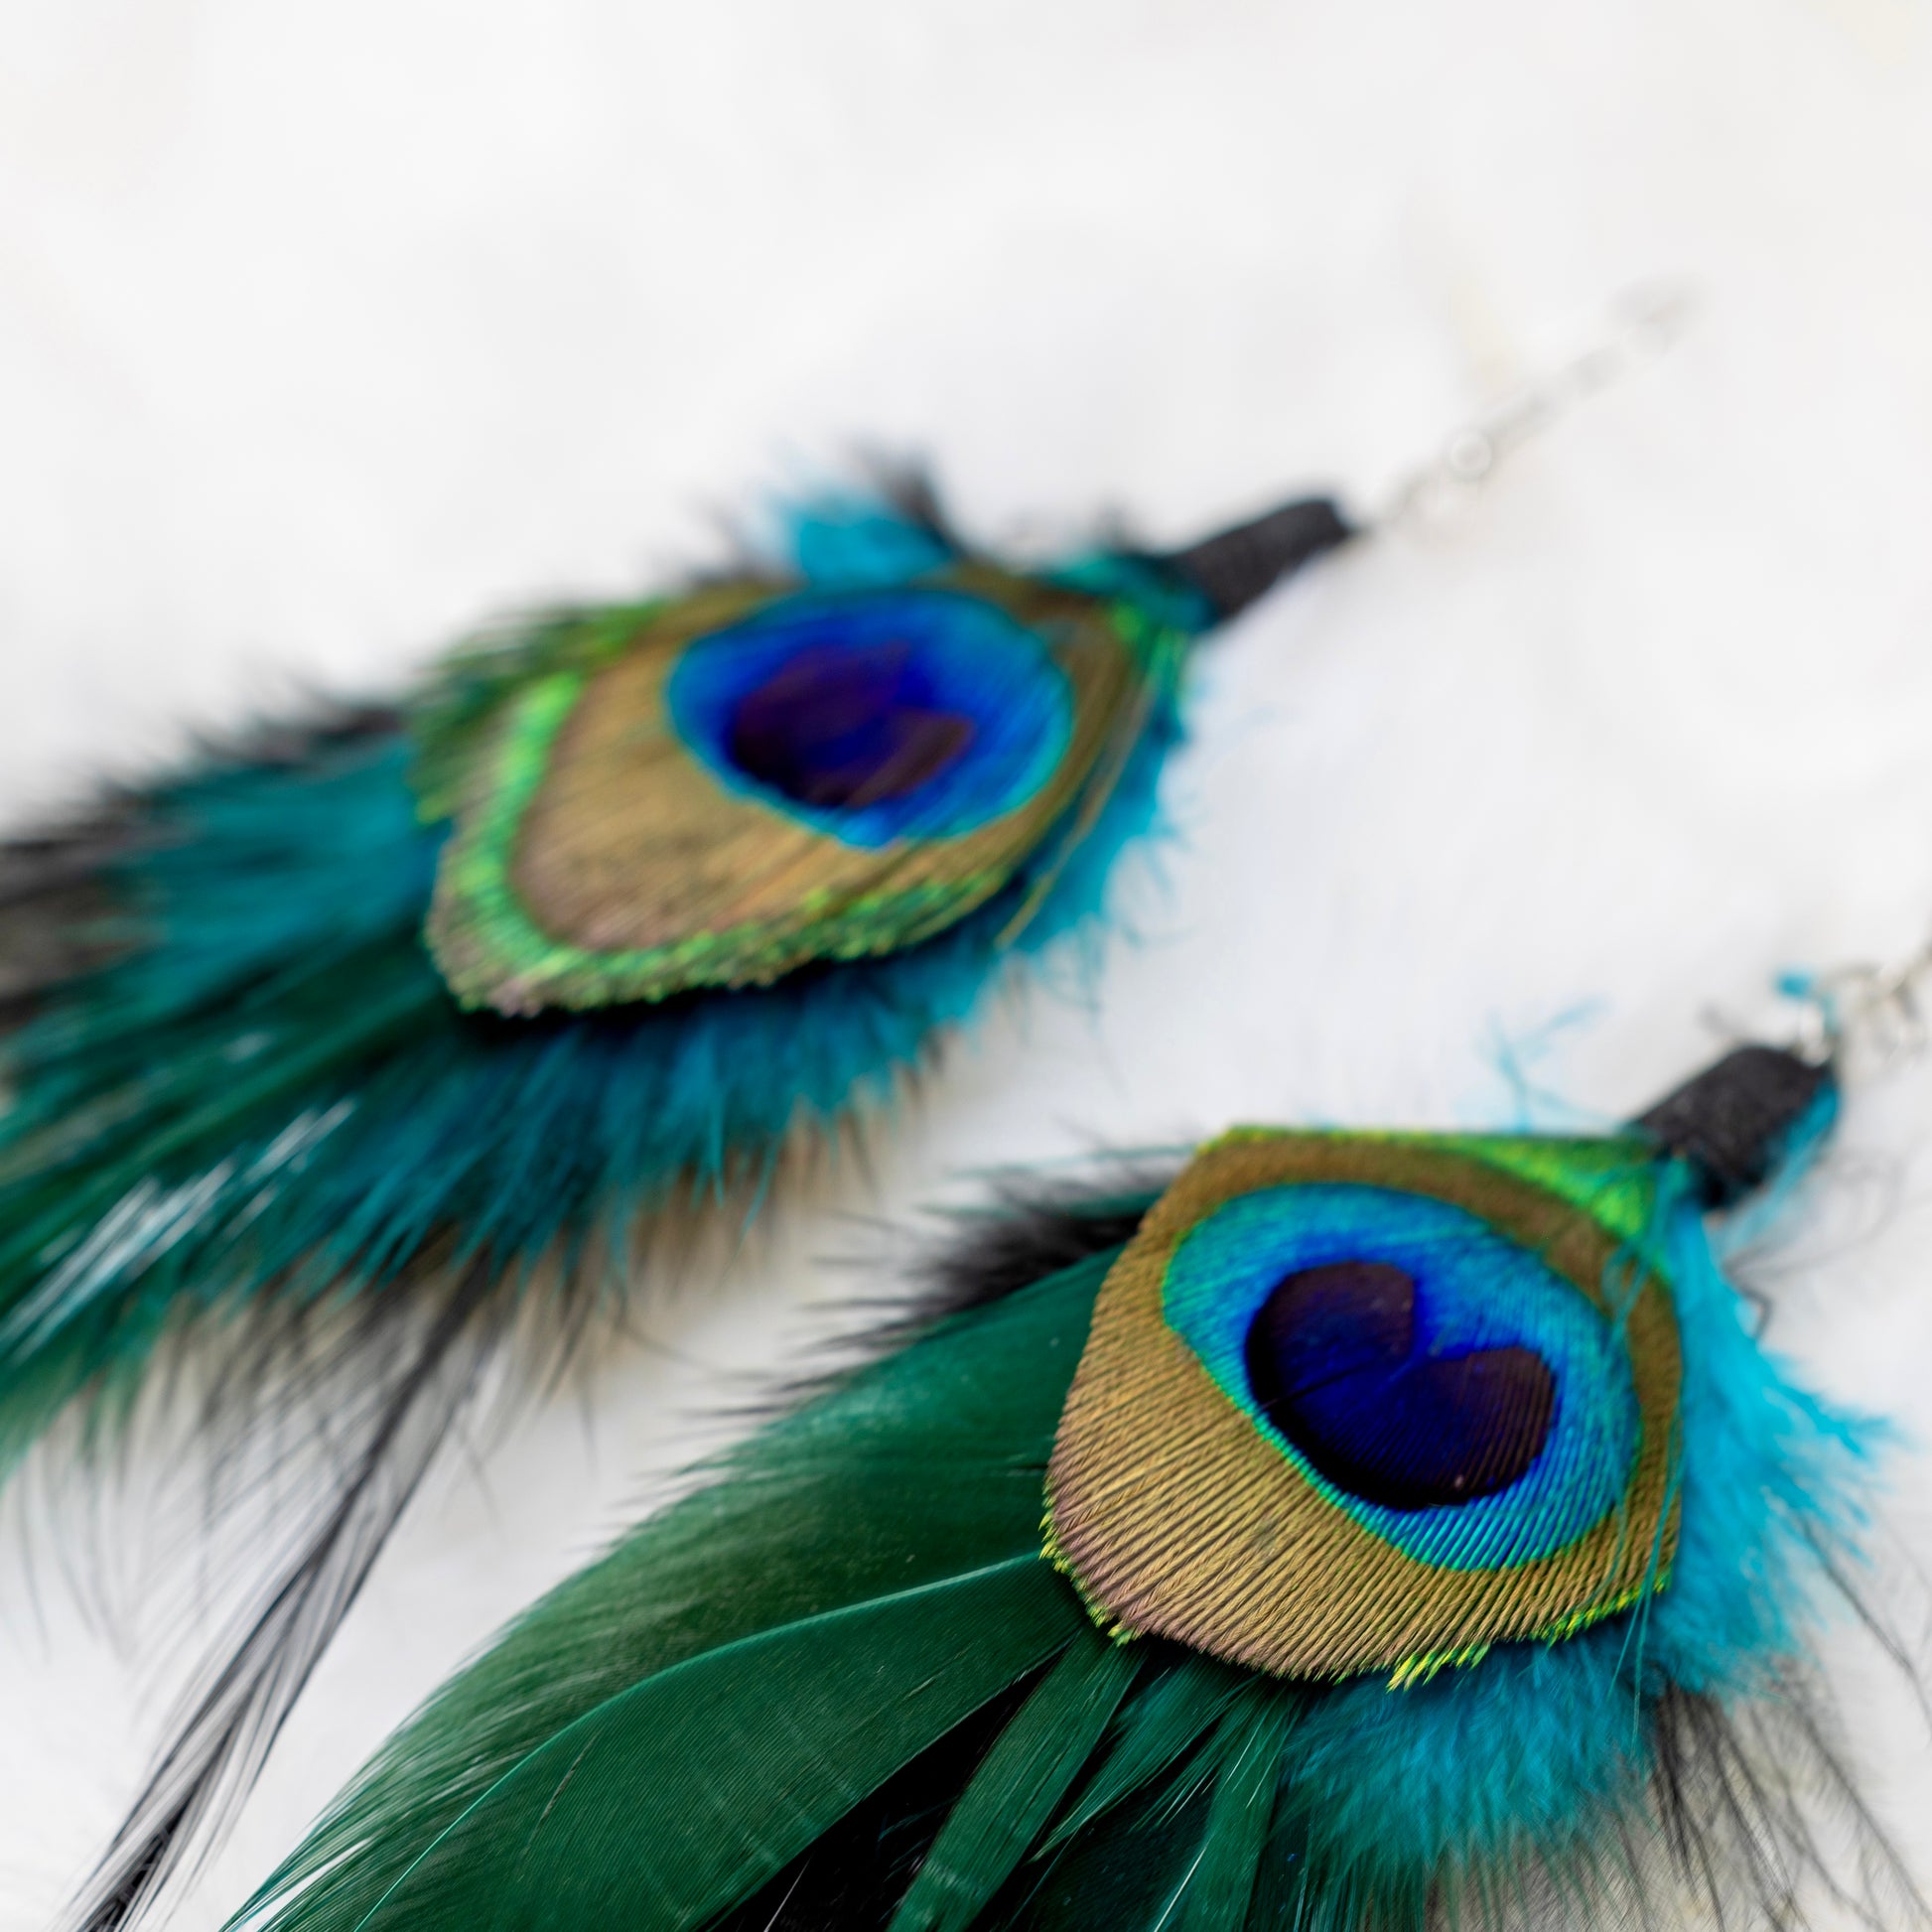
1173;1699;1299;1932
888;1628;1139;1932
238;1244;1119;1932
1016;1781;1216;1932
357;1559;1080;1932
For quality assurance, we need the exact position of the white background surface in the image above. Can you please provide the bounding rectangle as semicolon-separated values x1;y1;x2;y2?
2;1;1932;1925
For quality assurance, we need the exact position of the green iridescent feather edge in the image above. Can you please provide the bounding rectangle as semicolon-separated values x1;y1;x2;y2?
419;561;1197;1012
0;481;1263;1932
229;1137;1912;1932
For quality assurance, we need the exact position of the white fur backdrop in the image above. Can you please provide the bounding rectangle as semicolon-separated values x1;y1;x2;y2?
3;1;1932;1925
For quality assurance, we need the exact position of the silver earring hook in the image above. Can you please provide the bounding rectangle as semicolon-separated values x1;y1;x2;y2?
1377;281;1697;534
1702;926;1932;1076
1779;930;1932;1074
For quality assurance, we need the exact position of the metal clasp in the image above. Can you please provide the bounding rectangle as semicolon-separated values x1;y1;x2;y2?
1779;932;1932;1074
1379;281;1695;532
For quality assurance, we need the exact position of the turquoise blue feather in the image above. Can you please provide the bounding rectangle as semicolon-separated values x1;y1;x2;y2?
1;483;1196;1932
0;708;1174;1468
0;492;1191;1470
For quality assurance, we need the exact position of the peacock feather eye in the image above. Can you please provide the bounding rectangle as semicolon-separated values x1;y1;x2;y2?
668;590;1071;838
422;565;1174;1014
1045;1129;1683;1682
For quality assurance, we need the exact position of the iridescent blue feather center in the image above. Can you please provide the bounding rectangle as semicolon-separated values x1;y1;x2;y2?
667;589;1074;846
1163;1184;1639;1569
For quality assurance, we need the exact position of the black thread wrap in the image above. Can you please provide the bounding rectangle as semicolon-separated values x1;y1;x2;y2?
1155;495;1355;621
1633;1043;1835;1208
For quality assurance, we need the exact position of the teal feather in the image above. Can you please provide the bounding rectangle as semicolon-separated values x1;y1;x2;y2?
2;480;1209;1930
0;714;1174;1471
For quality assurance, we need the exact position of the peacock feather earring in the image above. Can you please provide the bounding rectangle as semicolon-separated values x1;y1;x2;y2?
221;947;1926;1932
13;293;1687;1929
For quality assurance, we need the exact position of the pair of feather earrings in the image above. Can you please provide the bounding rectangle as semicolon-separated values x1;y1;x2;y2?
10;294;1917;1929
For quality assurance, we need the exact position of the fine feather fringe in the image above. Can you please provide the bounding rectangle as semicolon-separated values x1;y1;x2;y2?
2;478;1186;1931
61;1259;507;1931
224;1220;1127;1932
227;1167;1925;1932
898;1173;1182;1329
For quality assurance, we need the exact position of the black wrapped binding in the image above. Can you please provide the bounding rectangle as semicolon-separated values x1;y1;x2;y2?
1156;495;1356;621
1633;1043;1835;1209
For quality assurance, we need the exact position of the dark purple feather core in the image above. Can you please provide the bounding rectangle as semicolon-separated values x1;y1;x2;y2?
1243;1260;1556;1511
725;640;976;810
